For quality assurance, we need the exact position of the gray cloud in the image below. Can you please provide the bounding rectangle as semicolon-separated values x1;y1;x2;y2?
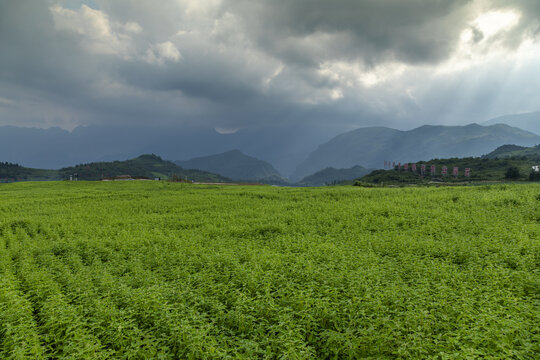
222;0;475;66
0;0;539;136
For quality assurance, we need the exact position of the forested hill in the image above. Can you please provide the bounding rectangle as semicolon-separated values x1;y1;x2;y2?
483;144;540;160
0;162;60;182
297;165;372;186
0;155;230;183
356;155;540;185
58;154;229;181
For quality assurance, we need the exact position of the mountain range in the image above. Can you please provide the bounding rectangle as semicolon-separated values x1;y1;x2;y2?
290;123;540;180
0;124;333;176
2;114;540;183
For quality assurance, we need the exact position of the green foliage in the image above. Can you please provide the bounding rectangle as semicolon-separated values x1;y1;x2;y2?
0;162;60;182
60;154;230;182
0;181;538;358
529;170;540;181
484;144;540;161
0;155;230;183
355;169;423;185
505;166;521;179
298;165;371;186
358;155;539;185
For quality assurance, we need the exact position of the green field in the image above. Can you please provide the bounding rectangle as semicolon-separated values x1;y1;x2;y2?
0;182;538;359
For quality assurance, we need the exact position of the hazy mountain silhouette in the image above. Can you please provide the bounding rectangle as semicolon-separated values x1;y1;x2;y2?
3;121;540;182
291;124;540;181
177;150;285;183
0;124;335;176
483;111;540;135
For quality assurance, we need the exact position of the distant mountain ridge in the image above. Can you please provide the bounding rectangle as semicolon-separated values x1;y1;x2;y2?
483;111;540;135
176;150;286;183
3;117;540;182
0;124;333;176
291;123;540;181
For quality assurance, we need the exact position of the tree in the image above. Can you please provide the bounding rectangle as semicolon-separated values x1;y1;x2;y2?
505;166;521;179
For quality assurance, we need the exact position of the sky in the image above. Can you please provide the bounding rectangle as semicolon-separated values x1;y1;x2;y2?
0;0;539;135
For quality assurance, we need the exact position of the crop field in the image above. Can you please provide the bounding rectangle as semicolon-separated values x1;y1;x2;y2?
0;181;538;359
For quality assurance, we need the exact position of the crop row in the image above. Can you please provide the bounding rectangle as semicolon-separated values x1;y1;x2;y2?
0;181;538;358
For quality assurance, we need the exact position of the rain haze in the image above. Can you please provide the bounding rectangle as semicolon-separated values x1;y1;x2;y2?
1;0;539;174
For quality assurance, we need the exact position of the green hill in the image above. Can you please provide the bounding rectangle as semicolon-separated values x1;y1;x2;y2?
483;144;528;159
356;156;539;185
177;150;286;183
60;154;230;182
0;162;60;182
483;144;540;160
1;154;230;183
298;165;372;186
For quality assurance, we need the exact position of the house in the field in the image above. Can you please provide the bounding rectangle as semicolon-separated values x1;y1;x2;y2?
532;165;540;172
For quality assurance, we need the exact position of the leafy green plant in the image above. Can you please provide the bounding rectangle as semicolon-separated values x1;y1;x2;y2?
0;181;538;358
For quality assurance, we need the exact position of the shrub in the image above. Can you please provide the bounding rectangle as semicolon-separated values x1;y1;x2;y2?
529;170;540;181
505;166;520;179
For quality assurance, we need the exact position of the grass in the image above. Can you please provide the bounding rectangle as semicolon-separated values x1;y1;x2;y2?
0;181;538;359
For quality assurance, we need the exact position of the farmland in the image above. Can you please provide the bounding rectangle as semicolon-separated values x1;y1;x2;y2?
0;181;538;359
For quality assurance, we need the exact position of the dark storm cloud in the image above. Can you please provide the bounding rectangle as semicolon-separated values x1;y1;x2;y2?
0;1;86;94
223;0;474;66
117;54;264;103
0;0;539;134
0;0;195;128
0;0;133;127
